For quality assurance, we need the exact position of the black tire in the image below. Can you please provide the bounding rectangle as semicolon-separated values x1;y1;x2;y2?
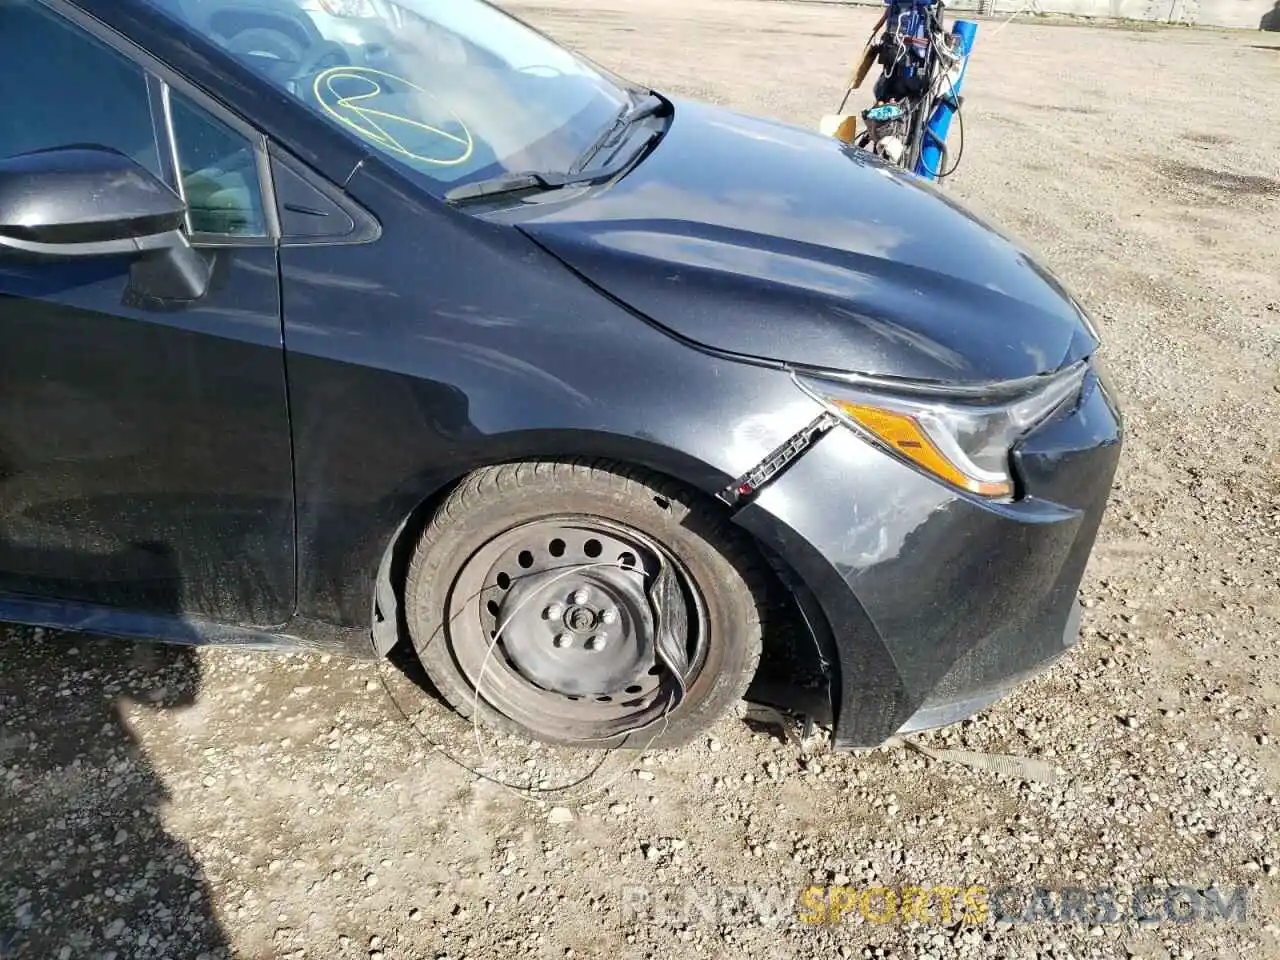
403;459;766;748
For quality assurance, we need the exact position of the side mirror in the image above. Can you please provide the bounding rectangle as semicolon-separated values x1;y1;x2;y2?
0;146;212;301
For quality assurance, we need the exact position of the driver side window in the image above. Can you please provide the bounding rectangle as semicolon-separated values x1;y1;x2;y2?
0;0;267;239
0;0;162;175
170;92;268;238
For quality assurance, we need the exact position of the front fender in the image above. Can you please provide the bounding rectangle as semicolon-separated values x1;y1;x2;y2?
279;158;822;628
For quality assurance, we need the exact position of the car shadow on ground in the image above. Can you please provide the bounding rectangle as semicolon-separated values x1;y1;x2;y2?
0;544;228;960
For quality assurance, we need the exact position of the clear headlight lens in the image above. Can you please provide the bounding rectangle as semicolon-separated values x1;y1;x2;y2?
796;361;1089;500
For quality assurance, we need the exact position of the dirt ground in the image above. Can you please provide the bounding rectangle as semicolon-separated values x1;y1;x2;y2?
3;3;1280;959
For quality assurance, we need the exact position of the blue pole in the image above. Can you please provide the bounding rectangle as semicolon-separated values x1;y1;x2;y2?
915;19;977;181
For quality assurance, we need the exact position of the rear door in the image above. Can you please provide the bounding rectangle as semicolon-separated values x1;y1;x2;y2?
0;0;295;626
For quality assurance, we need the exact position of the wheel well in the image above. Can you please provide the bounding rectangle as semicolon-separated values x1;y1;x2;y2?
370;457;839;725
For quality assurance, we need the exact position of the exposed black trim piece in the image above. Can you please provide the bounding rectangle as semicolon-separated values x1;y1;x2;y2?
719;413;836;507
371;515;410;657
270;144;382;247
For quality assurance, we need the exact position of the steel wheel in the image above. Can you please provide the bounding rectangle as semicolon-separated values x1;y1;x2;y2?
405;460;766;749
445;517;706;742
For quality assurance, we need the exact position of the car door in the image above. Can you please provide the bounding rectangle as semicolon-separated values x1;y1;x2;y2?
0;0;295;627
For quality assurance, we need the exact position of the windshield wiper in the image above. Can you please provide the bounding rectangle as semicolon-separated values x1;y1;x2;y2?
569;91;669;175
444;170;563;204
446;125;664;206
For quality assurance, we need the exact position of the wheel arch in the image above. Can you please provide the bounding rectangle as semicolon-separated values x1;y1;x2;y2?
363;440;844;735
363;429;743;659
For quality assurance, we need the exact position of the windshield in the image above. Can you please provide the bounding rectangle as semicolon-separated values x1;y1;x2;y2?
146;0;634;190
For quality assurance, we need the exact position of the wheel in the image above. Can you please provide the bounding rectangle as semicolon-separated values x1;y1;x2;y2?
404;460;766;748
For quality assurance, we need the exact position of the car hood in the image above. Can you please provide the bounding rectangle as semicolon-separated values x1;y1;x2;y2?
513;99;1098;384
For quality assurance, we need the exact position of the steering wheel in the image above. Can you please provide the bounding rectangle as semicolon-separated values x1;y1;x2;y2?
222;27;349;94
222;26;304;82
288;39;351;91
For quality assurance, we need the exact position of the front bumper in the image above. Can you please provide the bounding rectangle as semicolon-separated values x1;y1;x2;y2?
895;598;1081;734
734;363;1122;748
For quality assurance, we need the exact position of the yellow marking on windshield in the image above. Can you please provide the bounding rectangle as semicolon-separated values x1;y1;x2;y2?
313;66;475;166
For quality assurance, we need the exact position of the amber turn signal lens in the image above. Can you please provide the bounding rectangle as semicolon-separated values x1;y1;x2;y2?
830;400;1014;498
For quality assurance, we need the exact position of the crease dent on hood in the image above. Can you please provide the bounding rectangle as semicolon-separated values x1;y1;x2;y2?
514;99;1098;385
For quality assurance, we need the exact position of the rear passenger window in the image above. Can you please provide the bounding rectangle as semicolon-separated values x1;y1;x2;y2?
0;0;162;176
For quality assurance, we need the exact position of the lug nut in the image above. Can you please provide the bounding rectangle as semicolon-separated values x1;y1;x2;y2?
553;634;572;649
585;635;607;651
543;603;564;620
601;607;618;625
571;588;590;605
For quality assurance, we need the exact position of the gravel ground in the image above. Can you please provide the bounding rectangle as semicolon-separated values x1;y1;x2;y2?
3;3;1280;959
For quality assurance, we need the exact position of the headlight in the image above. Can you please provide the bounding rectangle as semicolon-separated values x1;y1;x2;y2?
795;362;1089;500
